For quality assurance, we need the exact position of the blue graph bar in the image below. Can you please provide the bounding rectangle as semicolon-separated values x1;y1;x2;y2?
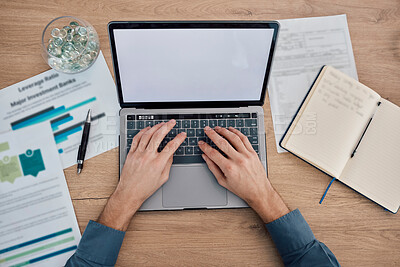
11;97;96;130
51;116;73;131
55;136;69;144
12;106;66;130
0;228;72;255
54;126;82;144
11;245;77;267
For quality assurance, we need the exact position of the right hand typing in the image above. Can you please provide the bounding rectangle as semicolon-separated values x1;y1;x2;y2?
198;126;290;223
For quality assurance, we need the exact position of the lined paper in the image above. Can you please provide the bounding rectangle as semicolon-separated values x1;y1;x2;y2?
340;99;400;213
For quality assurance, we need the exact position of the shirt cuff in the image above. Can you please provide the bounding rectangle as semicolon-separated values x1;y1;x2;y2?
265;209;315;256
75;220;125;266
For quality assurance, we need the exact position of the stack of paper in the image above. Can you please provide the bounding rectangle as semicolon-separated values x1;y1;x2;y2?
0;123;81;266
0;50;120;266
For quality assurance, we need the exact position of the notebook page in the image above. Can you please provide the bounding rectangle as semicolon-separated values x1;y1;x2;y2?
284;66;380;177
340;99;400;213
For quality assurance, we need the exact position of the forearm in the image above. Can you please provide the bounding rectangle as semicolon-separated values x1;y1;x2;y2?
65;220;126;267
97;187;142;231
252;184;339;266
247;182;290;223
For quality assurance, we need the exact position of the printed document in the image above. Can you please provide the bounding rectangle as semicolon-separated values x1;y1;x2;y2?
0;123;80;266
268;14;358;152
0;51;119;168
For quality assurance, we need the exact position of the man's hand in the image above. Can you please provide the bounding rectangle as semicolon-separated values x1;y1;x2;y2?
199;126;290;223
98;120;186;231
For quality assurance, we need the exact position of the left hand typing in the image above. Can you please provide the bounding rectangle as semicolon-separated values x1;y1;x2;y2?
97;119;186;230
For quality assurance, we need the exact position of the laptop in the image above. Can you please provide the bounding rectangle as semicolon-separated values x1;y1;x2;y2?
108;21;279;210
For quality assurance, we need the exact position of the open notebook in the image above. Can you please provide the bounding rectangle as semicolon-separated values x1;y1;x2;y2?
280;66;400;213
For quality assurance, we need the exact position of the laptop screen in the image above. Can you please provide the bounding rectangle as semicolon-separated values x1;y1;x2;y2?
113;28;275;104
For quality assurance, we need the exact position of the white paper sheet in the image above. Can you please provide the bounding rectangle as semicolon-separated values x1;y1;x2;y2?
268;15;358;152
0;123;81;266
0;51;119;168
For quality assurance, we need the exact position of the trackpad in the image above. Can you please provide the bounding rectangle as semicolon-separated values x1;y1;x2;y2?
162;165;227;208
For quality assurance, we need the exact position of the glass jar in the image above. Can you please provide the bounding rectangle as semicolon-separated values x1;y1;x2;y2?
41;16;100;74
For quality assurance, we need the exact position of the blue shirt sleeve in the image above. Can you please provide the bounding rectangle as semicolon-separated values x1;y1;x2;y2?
265;209;340;267
65;220;125;267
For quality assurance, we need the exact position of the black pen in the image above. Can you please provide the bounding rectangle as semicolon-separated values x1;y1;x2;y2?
77;109;91;174
350;101;381;158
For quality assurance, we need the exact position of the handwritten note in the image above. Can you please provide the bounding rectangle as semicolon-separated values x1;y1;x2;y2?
316;69;378;118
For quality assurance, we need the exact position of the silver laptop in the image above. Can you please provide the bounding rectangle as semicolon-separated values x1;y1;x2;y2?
108;21;279;210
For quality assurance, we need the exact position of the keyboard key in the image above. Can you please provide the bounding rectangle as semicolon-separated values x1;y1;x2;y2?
182;138;188;146
227;120;235;127
252;113;257;118
168;128;177;137
145;121;154;127
176;146;184;155
196;129;205;136
127;130;139;138
155;120;162;125
173;155;204;164
178;129;186;134
185;146;194;154
250;128;258;136
241;128;249;136
248;136;259;144
217;120;226;127
252;144;259;153
127;138;133;145
127;115;135;120
189;138;197;146
127;121;135;129
200;120;208;128
174;120;182;128
194;146;202;154
236;119;244;127
191;120;199;128
209;120;217;128
245;119;257;127
198;137;207;143
187;129;195;137
183;120;191;128
239;113;251;118
137;121;145;129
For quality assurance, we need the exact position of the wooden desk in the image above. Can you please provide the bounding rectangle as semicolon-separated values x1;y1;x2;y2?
1;0;399;265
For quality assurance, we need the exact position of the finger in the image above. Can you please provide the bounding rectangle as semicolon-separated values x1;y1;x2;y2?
204;126;239;159
214;126;247;153
160;132;187;160
228;127;254;152
129;126;150;154
201;154;227;188
160;155;174;183
147;119;176;152
137;122;165;152
198;140;229;169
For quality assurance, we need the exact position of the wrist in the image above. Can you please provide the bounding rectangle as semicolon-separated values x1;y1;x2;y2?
97;189;142;231
249;184;290;224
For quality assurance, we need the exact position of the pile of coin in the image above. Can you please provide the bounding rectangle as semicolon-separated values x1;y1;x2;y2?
46;21;99;73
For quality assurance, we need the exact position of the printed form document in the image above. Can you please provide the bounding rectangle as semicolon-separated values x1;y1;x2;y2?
269;15;358;152
0;51;119;168
0;123;80;266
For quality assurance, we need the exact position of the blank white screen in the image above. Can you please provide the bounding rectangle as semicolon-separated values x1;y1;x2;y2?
114;28;274;102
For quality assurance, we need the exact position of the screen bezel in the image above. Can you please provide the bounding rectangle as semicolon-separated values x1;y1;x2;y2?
108;21;279;109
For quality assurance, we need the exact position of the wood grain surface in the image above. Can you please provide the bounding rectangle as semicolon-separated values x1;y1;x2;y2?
0;0;399;266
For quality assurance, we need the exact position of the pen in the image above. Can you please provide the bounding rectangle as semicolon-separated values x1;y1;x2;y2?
351;101;381;158
77;109;91;174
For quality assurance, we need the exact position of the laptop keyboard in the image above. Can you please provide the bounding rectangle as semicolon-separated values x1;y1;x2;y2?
125;113;259;164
